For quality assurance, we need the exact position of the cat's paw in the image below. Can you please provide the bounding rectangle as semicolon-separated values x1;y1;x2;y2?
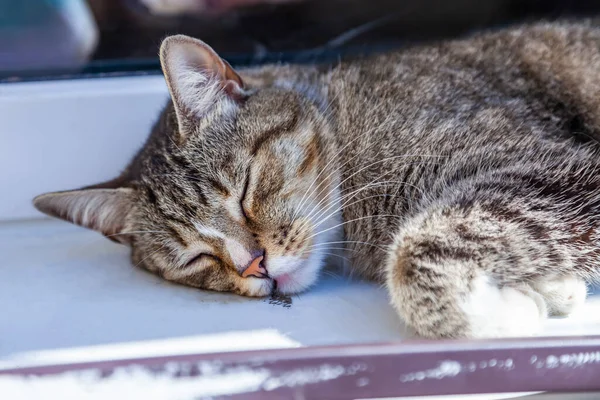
532;276;587;317
463;277;547;338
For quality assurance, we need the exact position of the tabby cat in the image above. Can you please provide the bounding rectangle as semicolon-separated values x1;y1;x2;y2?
34;21;600;338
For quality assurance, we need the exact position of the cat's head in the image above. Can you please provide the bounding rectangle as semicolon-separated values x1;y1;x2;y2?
33;35;341;296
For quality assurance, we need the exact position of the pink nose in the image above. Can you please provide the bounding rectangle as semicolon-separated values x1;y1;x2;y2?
241;256;268;278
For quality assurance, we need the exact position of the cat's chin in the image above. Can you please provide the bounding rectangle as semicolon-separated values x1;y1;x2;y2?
273;260;321;294
268;249;325;295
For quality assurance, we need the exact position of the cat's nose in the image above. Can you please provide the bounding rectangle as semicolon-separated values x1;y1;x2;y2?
241;254;268;278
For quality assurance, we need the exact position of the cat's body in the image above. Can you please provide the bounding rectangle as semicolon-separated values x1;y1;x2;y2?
35;21;600;338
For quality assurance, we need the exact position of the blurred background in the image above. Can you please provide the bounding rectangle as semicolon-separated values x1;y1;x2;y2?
1;0;600;81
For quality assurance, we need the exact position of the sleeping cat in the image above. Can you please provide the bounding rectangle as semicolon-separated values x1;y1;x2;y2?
34;21;600;339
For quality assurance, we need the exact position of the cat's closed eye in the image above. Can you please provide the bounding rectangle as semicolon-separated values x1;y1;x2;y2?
184;253;218;268
240;173;251;221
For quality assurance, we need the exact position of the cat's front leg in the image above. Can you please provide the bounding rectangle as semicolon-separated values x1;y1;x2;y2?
383;203;558;339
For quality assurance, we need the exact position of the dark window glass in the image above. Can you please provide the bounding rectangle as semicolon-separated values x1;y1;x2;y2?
1;0;600;82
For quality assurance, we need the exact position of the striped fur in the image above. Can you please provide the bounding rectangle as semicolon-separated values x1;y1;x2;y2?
34;21;600;338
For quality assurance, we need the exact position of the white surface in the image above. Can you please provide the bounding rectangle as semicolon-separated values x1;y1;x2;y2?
1;218;600;359
0;363;273;400
1;219;600;400
0;330;299;370
0;218;407;358
0;75;168;221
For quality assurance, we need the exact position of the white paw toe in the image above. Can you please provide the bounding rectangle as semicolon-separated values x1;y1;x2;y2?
533;276;587;317
462;276;546;338
514;284;548;319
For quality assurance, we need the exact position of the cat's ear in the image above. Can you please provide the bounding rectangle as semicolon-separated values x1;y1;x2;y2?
33;188;134;244
159;34;246;126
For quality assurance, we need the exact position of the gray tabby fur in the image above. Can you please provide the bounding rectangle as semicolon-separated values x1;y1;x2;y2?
34;21;600;338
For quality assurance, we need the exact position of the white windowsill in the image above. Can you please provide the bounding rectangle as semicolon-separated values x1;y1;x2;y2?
2;76;600;399
0;75;168;221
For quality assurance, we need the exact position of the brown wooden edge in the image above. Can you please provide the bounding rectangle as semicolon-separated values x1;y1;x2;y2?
2;335;600;399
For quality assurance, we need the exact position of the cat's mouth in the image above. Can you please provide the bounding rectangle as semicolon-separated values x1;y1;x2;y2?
269;273;296;296
262;256;305;294
274;272;293;287
251;246;324;296
265;257;321;295
269;270;299;294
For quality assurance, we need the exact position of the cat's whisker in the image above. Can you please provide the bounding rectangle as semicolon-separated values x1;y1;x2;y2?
301;155;441;225
328;157;434;203
311;158;435;218
293;110;407;220
340;171;431;197
308;179;415;229
291;96;382;218
303;175;389;222
311;177;417;220
309;240;388;252
313;246;359;255
307;214;402;242
146;173;203;183
299;107;436;209
290;85;346;220
321;269;341;279
134;243;174;270
106;230;168;238
311;193;396;232
300;172;423;233
295;188;379;238
320;251;352;266
301;121;412;214
292;114;386;220
296;160;435;235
